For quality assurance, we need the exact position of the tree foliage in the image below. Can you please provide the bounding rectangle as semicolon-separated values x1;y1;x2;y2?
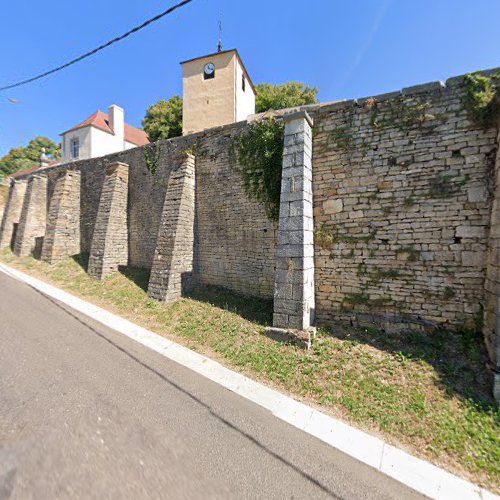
255;81;318;113
142;95;183;141
141;81;318;142
0;136;60;176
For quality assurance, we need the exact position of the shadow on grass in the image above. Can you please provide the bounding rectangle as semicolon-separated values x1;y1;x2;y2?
322;322;497;408
71;253;89;271
113;262;273;326
70;257;151;295
186;285;273;327
118;266;150;292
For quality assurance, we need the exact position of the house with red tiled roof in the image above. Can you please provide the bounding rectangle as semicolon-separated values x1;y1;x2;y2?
60;105;149;163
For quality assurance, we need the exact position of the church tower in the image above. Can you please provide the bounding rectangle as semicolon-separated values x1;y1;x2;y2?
181;49;256;135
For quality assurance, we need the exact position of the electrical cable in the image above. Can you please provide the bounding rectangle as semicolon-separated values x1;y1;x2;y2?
0;0;194;91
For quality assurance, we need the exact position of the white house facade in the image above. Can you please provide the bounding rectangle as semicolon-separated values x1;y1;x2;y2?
60;105;149;163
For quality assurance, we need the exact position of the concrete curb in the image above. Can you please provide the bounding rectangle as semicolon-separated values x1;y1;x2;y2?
0;262;497;500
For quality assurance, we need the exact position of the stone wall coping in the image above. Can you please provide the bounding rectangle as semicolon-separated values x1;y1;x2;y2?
314;66;499;115
108;161;130;168
106;162;129;179
172;151;196;163
282;110;314;127
401;80;445;95
315;99;357;114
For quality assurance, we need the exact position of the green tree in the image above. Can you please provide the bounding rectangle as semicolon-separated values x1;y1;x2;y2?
24;136;61;162
141;82;318;141
0;136;60;176
142;95;183;141
255;81;318;113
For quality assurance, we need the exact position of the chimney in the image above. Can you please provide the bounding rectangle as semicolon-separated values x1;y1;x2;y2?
108;104;125;147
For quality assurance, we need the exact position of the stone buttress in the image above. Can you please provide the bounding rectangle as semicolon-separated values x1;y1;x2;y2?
148;153;197;302
0;179;28;250
13;174;48;258
41;170;81;264
266;111;316;347
484;124;500;401
88;162;129;279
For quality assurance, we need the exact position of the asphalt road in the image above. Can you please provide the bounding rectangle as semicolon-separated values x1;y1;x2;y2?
0;270;426;499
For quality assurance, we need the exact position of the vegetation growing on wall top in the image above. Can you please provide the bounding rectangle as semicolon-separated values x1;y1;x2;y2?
462;72;500;128
230;117;284;221
365;97;440;132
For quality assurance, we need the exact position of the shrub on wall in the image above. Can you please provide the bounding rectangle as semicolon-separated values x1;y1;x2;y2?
462;72;500;128
230;117;285;221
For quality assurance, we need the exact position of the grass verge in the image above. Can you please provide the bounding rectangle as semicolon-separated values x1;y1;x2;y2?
0;249;499;492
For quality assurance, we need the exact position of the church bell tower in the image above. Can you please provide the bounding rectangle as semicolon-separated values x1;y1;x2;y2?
180;49;256;135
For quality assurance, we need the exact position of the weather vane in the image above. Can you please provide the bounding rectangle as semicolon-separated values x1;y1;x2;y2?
218;15;223;52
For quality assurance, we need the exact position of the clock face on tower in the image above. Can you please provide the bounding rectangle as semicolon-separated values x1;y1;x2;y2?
204;62;215;79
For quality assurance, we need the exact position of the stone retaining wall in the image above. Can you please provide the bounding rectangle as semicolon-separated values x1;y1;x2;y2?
1;122;276;299
1;67;499;397
310;76;496;333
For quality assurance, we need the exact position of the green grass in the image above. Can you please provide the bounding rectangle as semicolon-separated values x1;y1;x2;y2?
1;249;499;492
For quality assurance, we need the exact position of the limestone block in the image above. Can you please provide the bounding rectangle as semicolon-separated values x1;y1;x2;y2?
455;226;486;239
468;186;488;203
461;251;486;268
323;199;343;214
421;251;434;261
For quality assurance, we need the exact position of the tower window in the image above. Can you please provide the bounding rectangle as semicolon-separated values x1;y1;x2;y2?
242;75;246;92
70;137;79;159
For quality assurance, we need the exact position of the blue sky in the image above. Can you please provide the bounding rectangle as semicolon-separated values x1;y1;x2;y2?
1;0;499;157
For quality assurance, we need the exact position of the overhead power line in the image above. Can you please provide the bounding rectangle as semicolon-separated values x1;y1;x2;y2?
0;0;194;92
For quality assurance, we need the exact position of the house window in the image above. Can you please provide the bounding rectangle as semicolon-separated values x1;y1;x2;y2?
70;137;79;159
242;75;246;92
